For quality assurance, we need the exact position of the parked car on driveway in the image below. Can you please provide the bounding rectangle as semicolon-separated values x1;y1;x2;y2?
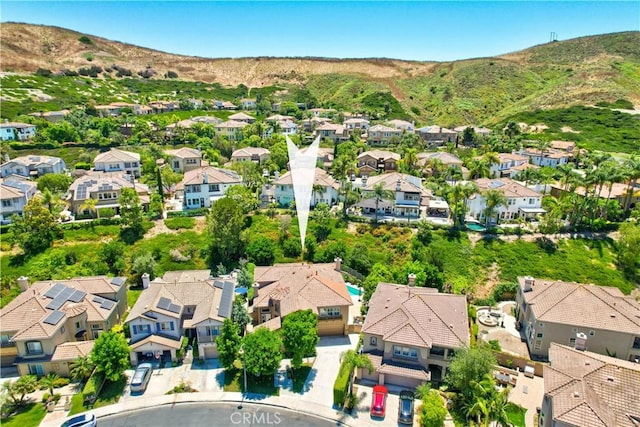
130;363;153;393
398;390;415;425
60;413;97;427
370;384;388;418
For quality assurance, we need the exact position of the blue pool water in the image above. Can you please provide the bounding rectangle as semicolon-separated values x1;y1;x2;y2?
466;223;486;232
347;285;361;296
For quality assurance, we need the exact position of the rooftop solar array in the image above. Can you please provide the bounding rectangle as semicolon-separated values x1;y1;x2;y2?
69;289;86;303
100;299;115;310
43;283;66;299
43;310;65;325
93;296;105;304
157;297;172;311
213;280;224;289
111;277;125;287
488;180;505;189
167;303;181;313
218;281;234;318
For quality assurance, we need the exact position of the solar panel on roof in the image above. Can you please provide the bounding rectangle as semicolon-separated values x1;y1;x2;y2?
43;310;65;325
92;296;105;304
488;180;504;189
68;290;86;303
218;281;234;318
59;287;74;301
100;300;115;310
213;280;224;289
111;277;125;287
157;297;172;310
168;303;181;313
46;294;67;310
43;283;65;299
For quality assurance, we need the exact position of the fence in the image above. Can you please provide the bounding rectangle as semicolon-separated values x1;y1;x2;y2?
493;351;545;377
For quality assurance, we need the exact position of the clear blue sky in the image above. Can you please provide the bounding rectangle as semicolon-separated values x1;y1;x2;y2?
2;1;639;61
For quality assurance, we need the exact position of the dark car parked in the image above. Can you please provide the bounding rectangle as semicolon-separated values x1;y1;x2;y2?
398;390;415;425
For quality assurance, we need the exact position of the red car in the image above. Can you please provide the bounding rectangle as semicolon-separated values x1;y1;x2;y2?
370;385;388;418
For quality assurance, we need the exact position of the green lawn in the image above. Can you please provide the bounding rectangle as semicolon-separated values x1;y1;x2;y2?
0;403;47;427
505;403;527;427
68;376;127;415
67;393;84;416
127;288;143;309
223;369;279;396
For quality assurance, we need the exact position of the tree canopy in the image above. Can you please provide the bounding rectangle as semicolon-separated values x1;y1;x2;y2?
281;310;319;369
242;327;283;378
216;318;241;370
207;197;246;265
12;196;62;255
91;328;130;381
446;346;496;400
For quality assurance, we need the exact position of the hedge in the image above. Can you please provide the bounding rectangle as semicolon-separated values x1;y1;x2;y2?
82;371;105;404
164;217;195;230
332;358;352;407
167;207;209;218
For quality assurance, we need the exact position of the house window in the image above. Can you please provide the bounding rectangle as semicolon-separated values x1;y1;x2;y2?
529;198;535;204
633;337;640;350
75;322;82;330
28;364;44;376
91;324;100;330
431;347;446;357
569;338;576;346
158;322;175;332
132;324;151;335
534;340;542;351
1;200;12;207
393;346;418;359
1;334;12;345
26;341;43;355
209;184;220;192
319;307;341;318
205;326;220;336
186;159;197;165
124;162;132;168
370;336;377;346
536;333;543;339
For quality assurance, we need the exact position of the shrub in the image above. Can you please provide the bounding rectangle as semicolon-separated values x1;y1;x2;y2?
282;238;302;257
78;35;93;45
164;217;195;230
176;337;189;360
41;393;51;403
332;359;351;407
98;208;115;219
420;389;447;427
35;68;52;77
165;71;179;79
167;208;208;218
492;282;518;301
74;162;91;170
82;371;105;404
488;340;502;351
170;248;191;262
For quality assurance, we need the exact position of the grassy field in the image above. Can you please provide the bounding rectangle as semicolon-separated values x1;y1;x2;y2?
223;369;280;396
505;403;527;427
0;403;47;427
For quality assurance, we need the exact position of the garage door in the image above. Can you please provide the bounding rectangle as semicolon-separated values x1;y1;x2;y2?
203;346;218;359
318;322;344;336
1;354;16;368
384;374;422;389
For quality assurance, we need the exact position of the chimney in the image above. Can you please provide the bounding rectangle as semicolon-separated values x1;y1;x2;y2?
3;153;9;162
334;257;342;272
523;276;534;292
18;276;29;292
575;332;587;351
141;273;150;289
408;273;416;287
252;283;259;298
396;179;402;192
203;172;208;184
362;175;368;187
274;170;280;180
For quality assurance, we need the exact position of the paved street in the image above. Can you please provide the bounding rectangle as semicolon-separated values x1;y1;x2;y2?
98;402;336;427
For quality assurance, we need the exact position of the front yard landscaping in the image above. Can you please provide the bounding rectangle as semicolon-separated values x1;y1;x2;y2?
1;402;46;427
223;369;279;396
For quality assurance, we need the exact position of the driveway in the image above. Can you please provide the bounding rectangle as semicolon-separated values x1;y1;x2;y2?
352;383;422;427
295;334;358;408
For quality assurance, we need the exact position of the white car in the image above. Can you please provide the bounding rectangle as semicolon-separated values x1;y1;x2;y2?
60;413;96;427
130;363;153;393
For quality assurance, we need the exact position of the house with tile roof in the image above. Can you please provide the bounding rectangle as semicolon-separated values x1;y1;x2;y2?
176;166;243;210
214;120;248;140
467;177;545;222
0;176;37;223
521;148;571;168
212;100;238;110
231;147;271;164
126;270;235;363
273;167;339;208
165;116;223;135
250;261;353;336
228;112;256;124
344;118;370;131
356;172;436;219
357;150;400;176
29;110;71;123
359;281;469;388
417;152;463;169
367;124;402;146
93;148;141;177
1;154;67;178
241;98;257;110
68;173;150;216
0;122;36;141
483;152;529;178
387;119;415;133
516;276;640;361
416;126;457;146
0;276;126;375
539;343;640;427
164;147;203;173
314;123;348;144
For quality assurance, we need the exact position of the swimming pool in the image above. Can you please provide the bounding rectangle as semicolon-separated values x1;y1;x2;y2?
466;222;486;232
346;284;361;296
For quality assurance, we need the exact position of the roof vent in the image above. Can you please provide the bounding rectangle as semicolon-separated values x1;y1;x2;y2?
386;298;391;302
449;324;454;329
573;391;580;398
607;376;615;382
610;313;616;318
384;305;388;309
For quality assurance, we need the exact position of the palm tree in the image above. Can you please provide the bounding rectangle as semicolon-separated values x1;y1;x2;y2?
467;158;490;179
311;183;325;207
39;373;59;397
366;182;394;222
538;167;555;195
445;165;463;185
340;349;374;395
460;182;479;226
557;163;576;195
401;148;419;175
331;156;357;216
482;151;500;168
482;189;507;227
622;155;640;212
79;197;99;219
70;355;95;383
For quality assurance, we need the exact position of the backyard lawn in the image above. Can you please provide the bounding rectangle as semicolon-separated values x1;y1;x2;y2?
505;403;527;427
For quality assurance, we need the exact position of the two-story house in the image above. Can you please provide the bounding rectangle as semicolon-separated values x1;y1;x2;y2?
314;123;348;144
231;147;271;164
301;117;332;132
228;112;256;124
359;281;469;388
240;99;257;110
522;148;571;168
344;118;370;132
0;275;126;376
29;110;71;122
467;178;545;222
387;119;415;133
251;260;353;336
214;120;247;140
148;100;179;114
212;100;238;110
515;276;640;362
0;122;37;141
484;153;529;178
93;148;141;177
367;125;402;146
357;150;400;176
309;108;336;118
68;173;150;216
164;147;203;173
417;152;464;172
539;344;640;427
126;271;235;364
165;116;222;135
0;177;37;223
273;167;339;208
358;173;429;218
416;126;458;146
178;166;243;209
1;155;67;178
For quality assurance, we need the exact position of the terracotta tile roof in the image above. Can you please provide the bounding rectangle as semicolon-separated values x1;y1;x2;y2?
0;122;34;129
51;341;94;362
162;270;211;283
498;153;528;163
473;177;542;198
228;112;256;121
363;172;423;194
182;166;242;186
362;283;469;349
2;155;64;168
369;124;401;133
387;119;413;128
365;351;430;380
94;148;140;163
274;168;339;190
518;277;640;333
231;147;270;158
216;120;248;129
417;152;463;166
510;163;540;171
544;344;640;427
253;263;353;317
165;147;202;159
523;148;571;159
416;125;456;134
130;334;182;350
358;150;400;162
0;177;36;200
69;174;147;202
